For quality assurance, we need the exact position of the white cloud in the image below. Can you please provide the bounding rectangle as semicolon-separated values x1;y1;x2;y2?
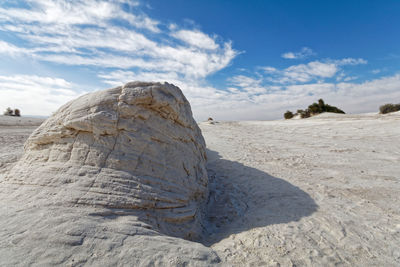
281;47;315;59
99;70;180;87
262;66;277;73
229;75;261;88
332;58;368;65
0;0;237;79
336;71;346;81
171;30;218;50
0;75;85;116
0;0;158;32
343;76;358;82
261;57;368;84
281;52;296;59
371;69;381;74
282;61;338;82
0;40;29;55
228;75;266;94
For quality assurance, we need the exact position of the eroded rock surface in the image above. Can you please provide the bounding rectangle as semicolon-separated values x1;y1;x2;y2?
0;82;218;266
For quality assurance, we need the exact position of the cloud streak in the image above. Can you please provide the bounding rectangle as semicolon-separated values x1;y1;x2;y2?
0;0;237;80
281;47;315;59
262;58;367;84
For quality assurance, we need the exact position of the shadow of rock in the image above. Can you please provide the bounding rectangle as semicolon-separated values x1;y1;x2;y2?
203;149;318;245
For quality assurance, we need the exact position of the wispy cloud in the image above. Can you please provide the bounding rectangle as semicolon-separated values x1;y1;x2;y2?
228;75;266;94
0;40;29;55
171;29;218;50
343;76;358;82
261;58;366;84
331;58;368;65
0;0;158;32
261;66;277;73
281;47;315;59
0;0;237;80
282;61;338;82
371;69;381;74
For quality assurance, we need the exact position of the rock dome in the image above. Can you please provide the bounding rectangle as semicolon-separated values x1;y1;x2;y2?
0;82;218;266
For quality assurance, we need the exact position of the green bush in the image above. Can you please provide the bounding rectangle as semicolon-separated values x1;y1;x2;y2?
284;110;294;119
308;102;320;114
3;107;22;116
318;99;326;112
14;109;21;117
300;109;311;118
307;99;344;115
291;99;344;119
325;104;345;114
379;103;400;114
295;109;310;118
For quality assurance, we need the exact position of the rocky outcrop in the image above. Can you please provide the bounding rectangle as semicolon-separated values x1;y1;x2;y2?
0;82;218;266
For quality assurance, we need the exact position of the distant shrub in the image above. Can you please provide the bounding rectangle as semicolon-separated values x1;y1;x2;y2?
14;109;21;117
284;110;294;119
3;107;13;116
307;99;345;115
300;109;311;118
325;104;345;114
3;107;21;116
379;103;400;114
318;99;326;112
290;99;344;119
207;117;213;121
294;109;311;118
308;102;321;114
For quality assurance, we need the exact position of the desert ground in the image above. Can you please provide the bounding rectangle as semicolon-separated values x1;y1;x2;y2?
0;116;45;176
1;112;400;266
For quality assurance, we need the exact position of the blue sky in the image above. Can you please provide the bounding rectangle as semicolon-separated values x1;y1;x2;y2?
0;0;399;120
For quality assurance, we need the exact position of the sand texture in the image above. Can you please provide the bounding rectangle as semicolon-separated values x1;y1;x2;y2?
200;111;400;266
0;115;45;126
1;110;399;266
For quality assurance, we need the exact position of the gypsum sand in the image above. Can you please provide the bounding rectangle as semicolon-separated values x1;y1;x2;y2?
0;111;399;266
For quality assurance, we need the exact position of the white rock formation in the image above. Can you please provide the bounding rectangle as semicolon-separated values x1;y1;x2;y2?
0;82;219;266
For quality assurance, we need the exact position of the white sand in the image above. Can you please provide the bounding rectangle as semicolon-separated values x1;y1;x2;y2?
0;116;44;176
1;112;399;266
0;115;45;126
200;112;400;266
